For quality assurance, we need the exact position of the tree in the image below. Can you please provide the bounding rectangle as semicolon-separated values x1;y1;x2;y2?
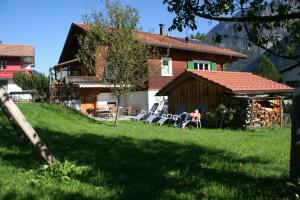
13;71;49;99
190;32;213;44
254;56;280;81
77;0;158;125
163;0;300;179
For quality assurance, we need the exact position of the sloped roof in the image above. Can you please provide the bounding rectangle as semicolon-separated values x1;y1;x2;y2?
157;70;294;95
74;23;247;59
0;44;34;57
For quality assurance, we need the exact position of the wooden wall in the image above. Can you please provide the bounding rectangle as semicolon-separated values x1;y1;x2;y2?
168;76;229;114
148;48;238;90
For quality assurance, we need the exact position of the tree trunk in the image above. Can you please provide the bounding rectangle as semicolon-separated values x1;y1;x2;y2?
290;95;300;179
114;96;120;125
0;88;54;164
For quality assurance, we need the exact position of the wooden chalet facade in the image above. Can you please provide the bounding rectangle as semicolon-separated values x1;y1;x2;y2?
157;70;294;128
50;23;246;115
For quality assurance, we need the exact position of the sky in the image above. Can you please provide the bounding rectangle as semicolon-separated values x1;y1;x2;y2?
0;0;217;74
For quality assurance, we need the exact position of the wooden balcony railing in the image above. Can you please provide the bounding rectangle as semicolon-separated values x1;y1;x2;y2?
64;76;99;84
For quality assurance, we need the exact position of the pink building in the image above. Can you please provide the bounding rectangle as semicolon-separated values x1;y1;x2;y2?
0;44;34;93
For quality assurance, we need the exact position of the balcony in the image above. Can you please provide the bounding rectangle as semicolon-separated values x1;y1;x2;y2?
64;76;100;84
0;69;31;79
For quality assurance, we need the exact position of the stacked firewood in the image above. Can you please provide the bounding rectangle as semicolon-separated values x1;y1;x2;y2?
224;96;251;129
250;101;280;127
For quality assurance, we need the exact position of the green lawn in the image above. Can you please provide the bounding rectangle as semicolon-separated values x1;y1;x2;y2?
0;103;293;199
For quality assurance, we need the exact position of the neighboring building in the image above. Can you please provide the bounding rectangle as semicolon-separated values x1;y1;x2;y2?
50;23;246;115
279;65;300;95
157;70;293;127
0;44;34;95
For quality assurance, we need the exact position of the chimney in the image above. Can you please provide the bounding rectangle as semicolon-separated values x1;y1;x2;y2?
159;24;165;35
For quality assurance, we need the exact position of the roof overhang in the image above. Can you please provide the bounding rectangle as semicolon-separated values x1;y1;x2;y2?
72;23;247;60
156;70;294;96
146;43;247;59
53;58;79;70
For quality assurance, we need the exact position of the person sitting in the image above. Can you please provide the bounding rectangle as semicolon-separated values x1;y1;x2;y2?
180;109;201;127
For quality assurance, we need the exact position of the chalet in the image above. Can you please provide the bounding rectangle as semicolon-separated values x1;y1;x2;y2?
0;44;34;100
50;23;247;115
157;70;294;127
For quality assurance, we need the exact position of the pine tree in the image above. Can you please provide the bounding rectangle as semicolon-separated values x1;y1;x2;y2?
254;56;280;81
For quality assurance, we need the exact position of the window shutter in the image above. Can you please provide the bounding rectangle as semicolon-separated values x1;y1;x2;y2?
211;62;217;71
187;61;194;69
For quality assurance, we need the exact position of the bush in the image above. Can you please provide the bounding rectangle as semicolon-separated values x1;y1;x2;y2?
215;104;235;128
203;104;235;128
13;71;49;99
202;111;217;127
0;80;7;88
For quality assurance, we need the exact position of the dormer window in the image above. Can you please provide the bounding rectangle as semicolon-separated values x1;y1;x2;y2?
193;60;211;71
161;57;172;76
0;60;7;69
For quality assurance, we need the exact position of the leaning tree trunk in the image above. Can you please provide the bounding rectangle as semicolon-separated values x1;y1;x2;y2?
0;88;54;164
114;96;120;125
290;95;300;179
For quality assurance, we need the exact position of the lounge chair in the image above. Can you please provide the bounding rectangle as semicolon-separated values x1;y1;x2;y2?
181;116;202;129
172;114;182;128
144;113;158;125
149;103;159;114
156;114;172;126
130;110;147;122
131;103;160;122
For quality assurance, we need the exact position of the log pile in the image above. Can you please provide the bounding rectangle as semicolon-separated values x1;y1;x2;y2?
224;96;251;129
250;101;280;127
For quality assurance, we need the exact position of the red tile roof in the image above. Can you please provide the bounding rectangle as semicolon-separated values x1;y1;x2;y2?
0;44;34;57
189;70;293;93
74;23;247;59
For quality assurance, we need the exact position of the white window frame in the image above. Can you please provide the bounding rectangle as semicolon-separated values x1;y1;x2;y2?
193;60;211;71
161;57;173;76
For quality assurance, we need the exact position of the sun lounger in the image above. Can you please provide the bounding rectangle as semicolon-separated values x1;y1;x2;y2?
144;113;158;124
130;110;147;122
156;114;171;126
172;114;182;128
181;116;202;129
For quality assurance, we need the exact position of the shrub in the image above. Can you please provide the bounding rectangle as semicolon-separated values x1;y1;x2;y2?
13;71;49;99
215;104;235;128
203;104;235;128
202;111;217;127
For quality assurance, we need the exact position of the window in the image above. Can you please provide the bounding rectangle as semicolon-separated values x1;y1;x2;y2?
105;63;113;80
0;60;7;69
161;57;172;76
193;60;211;71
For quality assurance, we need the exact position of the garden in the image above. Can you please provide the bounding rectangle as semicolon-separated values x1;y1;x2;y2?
0;103;294;199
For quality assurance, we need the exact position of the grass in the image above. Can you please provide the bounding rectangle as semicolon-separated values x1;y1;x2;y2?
0;103;293;199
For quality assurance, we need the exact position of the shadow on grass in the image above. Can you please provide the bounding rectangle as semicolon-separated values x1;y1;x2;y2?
0;121;290;199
